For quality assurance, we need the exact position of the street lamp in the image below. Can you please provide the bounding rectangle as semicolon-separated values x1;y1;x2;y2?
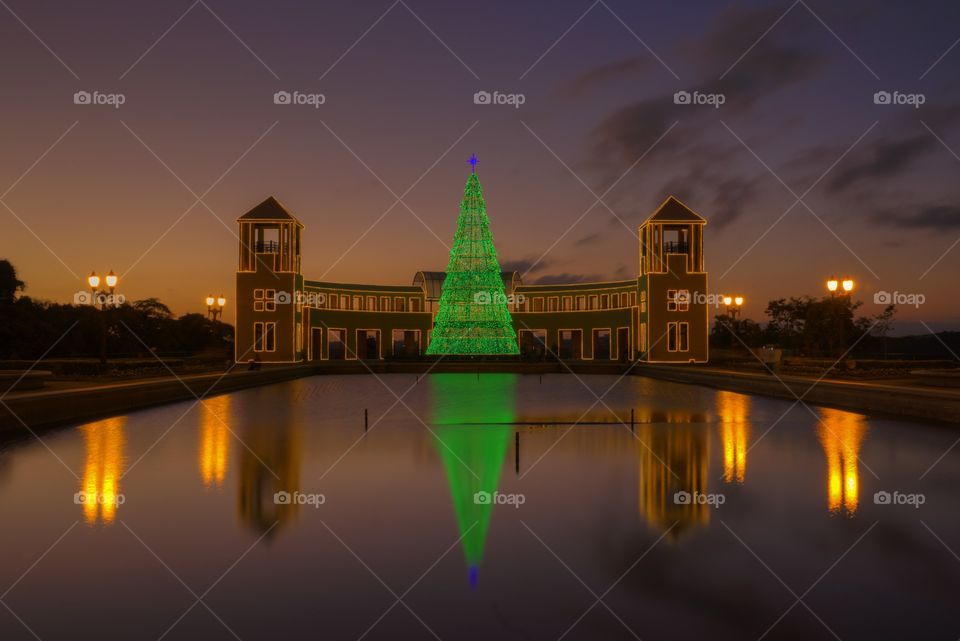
826;276;854;296
206;294;226;321
722;294;745;320
87;270;121;365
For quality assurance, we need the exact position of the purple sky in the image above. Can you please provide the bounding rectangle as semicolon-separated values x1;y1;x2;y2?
2;0;959;333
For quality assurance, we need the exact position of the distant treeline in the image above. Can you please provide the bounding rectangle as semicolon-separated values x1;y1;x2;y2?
712;295;957;360
0;260;232;360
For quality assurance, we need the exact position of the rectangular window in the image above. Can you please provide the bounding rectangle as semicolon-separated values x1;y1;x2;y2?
562;296;572;311
533;297;544;312
254;300;264;312
352;296;362;310
341;295;349;310
380;296;390;312
265;322;276;351
667;289;677;312
575;295;586;311
329;294;338;309
612;293;620;308
254;289;264;300
588;295;598;310
630;292;637;307
366;296;376;311
395;296;406;312
668;322;678;351
600;294;609;309
409;298;421;312
254;322;264;351
547;296;559;312
679;322;689;352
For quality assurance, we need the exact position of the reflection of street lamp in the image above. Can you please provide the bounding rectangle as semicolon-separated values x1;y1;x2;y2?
842;277;854;293
206;294;226;321
87;270;120;365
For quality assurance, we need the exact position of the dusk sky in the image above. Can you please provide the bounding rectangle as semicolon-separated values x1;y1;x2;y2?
2;0;959;332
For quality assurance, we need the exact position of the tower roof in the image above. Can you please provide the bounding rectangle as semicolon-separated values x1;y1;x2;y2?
643;196;706;224
237;196;302;224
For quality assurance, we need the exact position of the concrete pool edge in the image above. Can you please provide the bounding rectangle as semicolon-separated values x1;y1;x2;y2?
632;364;960;424
2;361;958;432
0;365;314;433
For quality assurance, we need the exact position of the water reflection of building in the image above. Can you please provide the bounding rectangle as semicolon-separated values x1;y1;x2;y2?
818;408;867;516
237;411;301;536
716;391;750;484
80;416;127;525
199;395;231;488
431;374;515;588
637;422;710;540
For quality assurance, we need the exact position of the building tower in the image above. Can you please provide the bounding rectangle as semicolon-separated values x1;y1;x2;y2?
235;196;305;363
637;196;708;362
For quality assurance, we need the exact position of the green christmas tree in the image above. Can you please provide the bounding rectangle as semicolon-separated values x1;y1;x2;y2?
427;158;519;355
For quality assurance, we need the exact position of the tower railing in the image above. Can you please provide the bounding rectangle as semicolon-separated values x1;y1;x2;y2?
253;240;281;253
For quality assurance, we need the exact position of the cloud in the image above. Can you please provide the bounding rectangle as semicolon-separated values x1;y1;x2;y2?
829;135;935;193
584;5;826;227
710;176;762;229
501;257;550;275
533;272;605;285
874;204;960;231
560;57;653;98
574;233;602;246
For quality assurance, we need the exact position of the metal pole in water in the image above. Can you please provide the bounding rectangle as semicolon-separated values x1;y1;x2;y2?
515;431;520;475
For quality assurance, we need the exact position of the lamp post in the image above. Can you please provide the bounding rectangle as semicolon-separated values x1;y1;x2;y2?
825;276;854;356
206;294;226;321
722;295;744;321
87;270;120;365
721;294;745;344
826;276;854;296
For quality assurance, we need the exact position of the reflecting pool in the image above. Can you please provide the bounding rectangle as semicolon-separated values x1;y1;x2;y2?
1;373;958;640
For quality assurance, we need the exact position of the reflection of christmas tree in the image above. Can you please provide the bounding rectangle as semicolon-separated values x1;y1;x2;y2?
431;374;517;588
427;158;519;355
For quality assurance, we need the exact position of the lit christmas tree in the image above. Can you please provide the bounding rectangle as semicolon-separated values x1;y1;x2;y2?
426;156;519;356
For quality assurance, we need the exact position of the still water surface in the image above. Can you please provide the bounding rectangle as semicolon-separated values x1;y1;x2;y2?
1;374;958;640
